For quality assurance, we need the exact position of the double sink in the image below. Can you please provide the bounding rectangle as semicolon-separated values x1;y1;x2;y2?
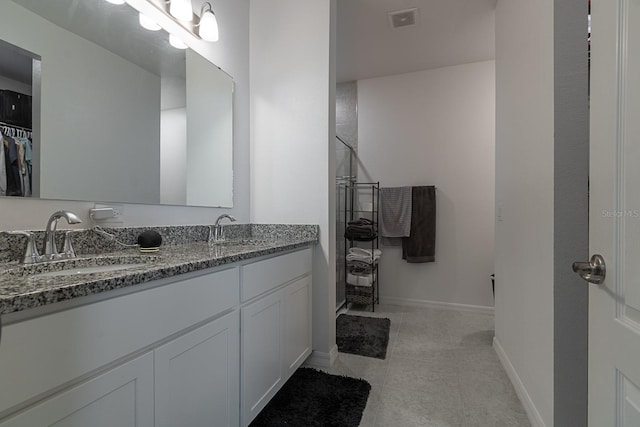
4;254;159;279
3;239;269;279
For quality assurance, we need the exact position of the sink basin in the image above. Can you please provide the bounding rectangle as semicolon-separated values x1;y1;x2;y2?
5;254;158;278
210;239;269;247
34;263;147;278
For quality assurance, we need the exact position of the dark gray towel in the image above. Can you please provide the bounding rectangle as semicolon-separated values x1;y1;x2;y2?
402;186;436;263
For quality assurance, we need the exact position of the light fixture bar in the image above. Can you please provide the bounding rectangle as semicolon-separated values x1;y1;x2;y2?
126;0;204;43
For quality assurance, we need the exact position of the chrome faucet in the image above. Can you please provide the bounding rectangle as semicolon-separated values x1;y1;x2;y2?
4;230;42;264
209;214;236;242
43;210;82;260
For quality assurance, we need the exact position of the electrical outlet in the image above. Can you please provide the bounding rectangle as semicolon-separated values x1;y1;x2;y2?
93;203;124;223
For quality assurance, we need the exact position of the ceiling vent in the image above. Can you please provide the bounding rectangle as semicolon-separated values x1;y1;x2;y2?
388;8;419;29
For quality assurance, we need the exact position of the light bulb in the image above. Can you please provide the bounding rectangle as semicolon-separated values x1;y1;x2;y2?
105;0;125;4
139;13;161;31
169;34;188;49
170;0;193;22
198;9;219;42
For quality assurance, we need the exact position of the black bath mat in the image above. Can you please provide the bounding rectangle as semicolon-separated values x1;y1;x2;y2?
250;367;371;427
336;314;391;359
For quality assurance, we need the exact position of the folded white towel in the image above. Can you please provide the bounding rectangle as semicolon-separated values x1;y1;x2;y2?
346;247;382;264
347;272;375;287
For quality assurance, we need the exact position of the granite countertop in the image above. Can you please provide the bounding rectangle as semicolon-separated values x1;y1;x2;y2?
0;226;318;316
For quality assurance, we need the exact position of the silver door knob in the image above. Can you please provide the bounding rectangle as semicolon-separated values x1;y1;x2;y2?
572;254;606;284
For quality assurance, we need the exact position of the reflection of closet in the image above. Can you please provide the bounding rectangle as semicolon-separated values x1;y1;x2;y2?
0;38;36;199
1;89;34;198
344;182;380;312
0;90;32;128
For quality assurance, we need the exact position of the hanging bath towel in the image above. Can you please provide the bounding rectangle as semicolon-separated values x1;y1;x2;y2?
402;186;436;263
380;186;412;246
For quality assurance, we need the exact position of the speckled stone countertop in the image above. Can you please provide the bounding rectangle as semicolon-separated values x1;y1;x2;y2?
0;224;318;316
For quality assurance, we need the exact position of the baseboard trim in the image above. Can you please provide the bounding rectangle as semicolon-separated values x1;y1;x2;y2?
379;296;494;314
305;344;339;368
493;336;546;427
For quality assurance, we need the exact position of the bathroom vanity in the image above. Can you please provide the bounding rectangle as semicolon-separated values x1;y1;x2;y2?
0;229;316;427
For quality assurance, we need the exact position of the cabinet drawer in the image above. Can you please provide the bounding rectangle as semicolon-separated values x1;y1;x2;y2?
241;248;312;302
0;267;239;415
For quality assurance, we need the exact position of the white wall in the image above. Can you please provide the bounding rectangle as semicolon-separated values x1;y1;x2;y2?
250;0;337;362
494;0;555;425
186;50;233;207
357;60;495;309
160;108;187;205
0;0;250;230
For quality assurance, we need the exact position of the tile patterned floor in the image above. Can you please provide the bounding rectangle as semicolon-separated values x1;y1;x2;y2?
316;304;531;427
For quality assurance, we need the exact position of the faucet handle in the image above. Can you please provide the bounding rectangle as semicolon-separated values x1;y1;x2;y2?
4;231;42;264
63;230;82;259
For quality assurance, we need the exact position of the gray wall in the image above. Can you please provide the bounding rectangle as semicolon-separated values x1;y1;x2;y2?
336;81;357;150
553;0;589;423
335;81;357;307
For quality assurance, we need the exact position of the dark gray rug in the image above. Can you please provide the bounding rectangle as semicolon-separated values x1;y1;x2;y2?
336;314;391;359
249;367;371;427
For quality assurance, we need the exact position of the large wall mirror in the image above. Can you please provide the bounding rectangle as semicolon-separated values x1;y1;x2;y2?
0;0;233;208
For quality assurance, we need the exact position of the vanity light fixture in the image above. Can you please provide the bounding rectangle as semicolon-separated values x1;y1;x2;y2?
169;33;188;49
197;3;219;42
169;0;193;22
128;0;221;48
139;12;162;31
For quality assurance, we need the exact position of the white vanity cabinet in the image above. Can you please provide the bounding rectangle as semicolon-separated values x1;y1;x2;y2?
0;245;314;427
0;266;240;427
0;351;155;427
241;248;313;426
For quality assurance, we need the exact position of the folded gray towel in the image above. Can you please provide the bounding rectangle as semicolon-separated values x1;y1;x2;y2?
380;187;412;244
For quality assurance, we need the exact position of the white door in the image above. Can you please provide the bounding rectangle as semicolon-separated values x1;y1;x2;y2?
283;275;313;377
241;290;285;426
155;312;240;427
587;0;640;424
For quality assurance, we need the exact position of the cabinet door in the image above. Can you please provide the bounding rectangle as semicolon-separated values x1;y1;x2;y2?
155;311;240;427
0;352;154;427
283;275;312;377
241;290;285;426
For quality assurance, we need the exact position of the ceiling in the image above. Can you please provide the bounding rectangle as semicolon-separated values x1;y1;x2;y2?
336;0;497;83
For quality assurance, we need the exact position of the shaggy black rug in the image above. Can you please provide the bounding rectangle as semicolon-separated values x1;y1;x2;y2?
336;314;391;359
249;367;371;427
